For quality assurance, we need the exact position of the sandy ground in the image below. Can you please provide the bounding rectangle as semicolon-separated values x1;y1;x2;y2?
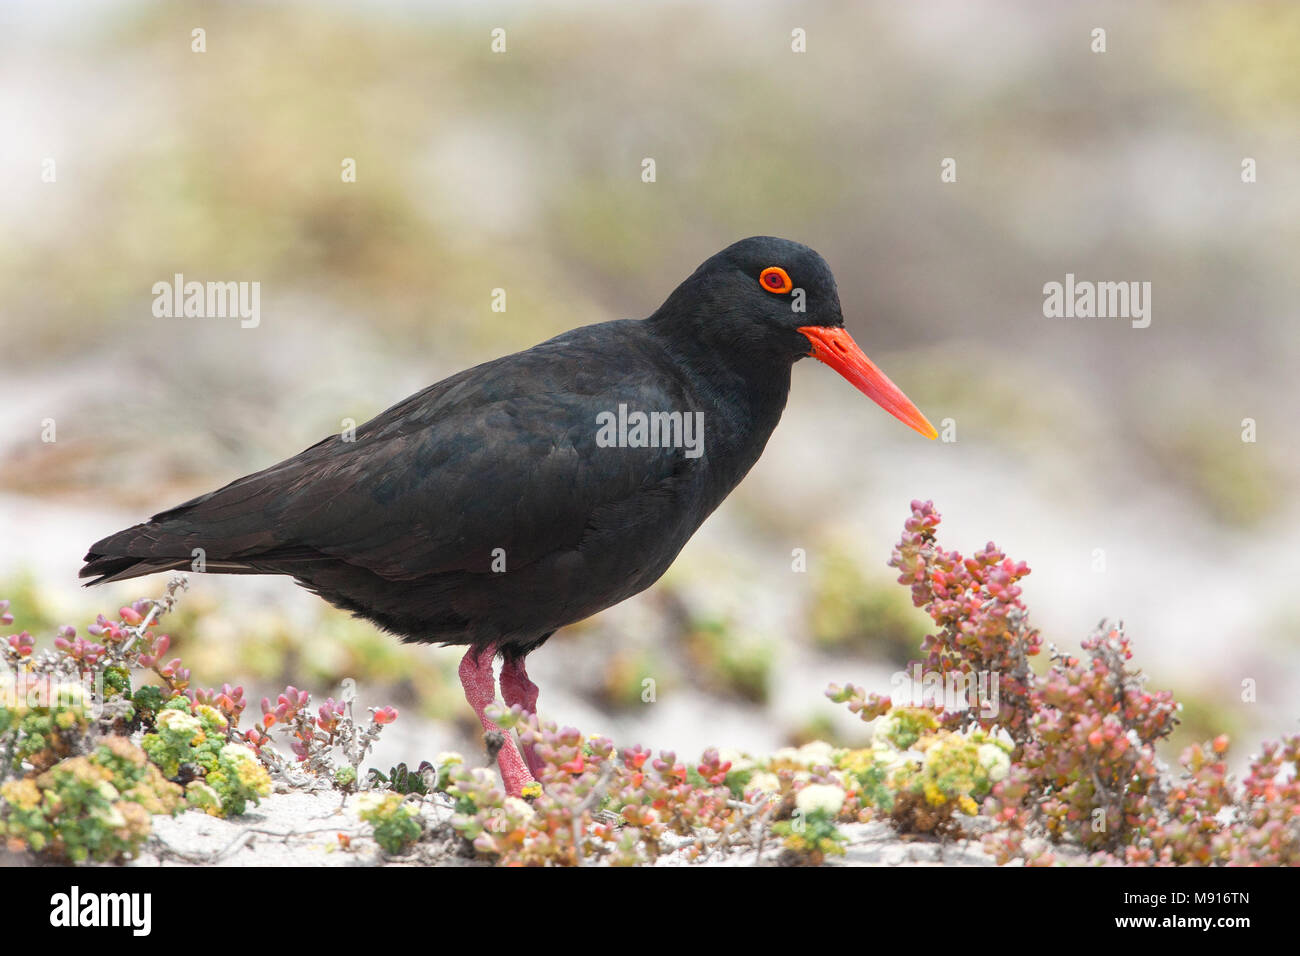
124;787;995;867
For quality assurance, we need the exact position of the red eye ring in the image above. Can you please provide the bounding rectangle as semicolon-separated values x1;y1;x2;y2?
759;266;793;294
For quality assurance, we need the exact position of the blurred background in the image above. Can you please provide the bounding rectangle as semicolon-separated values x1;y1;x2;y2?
1;0;1297;771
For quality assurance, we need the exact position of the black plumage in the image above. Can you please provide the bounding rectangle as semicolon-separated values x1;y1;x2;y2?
81;236;935;794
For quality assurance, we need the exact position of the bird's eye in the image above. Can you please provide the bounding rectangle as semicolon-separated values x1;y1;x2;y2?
759;266;793;294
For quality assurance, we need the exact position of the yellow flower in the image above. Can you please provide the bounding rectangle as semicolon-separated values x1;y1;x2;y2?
504;797;535;819
795;783;846;816
219;742;259;766
836;749;875;775
0;778;41;810
977;744;1011;782
797;741;836;766
186;781;223;816
220;744;271;795
158;709;202;740
194;704;229;732
718;749;757;773
356;791;389;814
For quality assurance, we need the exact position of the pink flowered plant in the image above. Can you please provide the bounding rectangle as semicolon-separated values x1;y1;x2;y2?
1;576;402;807
835;500;1300;866
889;498;1040;740
194;683;247;725
6;631;34;659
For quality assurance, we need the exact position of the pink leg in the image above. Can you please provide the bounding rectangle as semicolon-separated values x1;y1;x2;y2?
500;656;544;777
458;648;534;797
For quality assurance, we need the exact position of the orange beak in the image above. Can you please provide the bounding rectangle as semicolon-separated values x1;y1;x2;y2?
798;326;937;440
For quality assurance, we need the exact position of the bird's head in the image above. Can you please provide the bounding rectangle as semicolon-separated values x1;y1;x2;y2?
653;236;937;439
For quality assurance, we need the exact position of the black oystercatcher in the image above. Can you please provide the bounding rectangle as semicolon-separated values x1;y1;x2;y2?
81;236;936;795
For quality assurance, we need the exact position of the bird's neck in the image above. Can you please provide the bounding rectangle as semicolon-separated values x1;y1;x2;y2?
646;317;794;493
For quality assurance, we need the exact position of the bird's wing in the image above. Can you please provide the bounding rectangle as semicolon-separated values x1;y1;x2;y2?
92;325;700;581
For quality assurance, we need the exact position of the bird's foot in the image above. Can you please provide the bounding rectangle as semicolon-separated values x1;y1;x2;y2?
485;729;537;797
499;656;546;778
459;647;540;798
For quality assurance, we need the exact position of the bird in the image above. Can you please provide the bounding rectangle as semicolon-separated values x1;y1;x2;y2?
81;236;936;796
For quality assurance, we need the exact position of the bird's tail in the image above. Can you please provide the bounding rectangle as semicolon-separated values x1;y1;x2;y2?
80;478;278;585
81;438;337;587
80;523;199;585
